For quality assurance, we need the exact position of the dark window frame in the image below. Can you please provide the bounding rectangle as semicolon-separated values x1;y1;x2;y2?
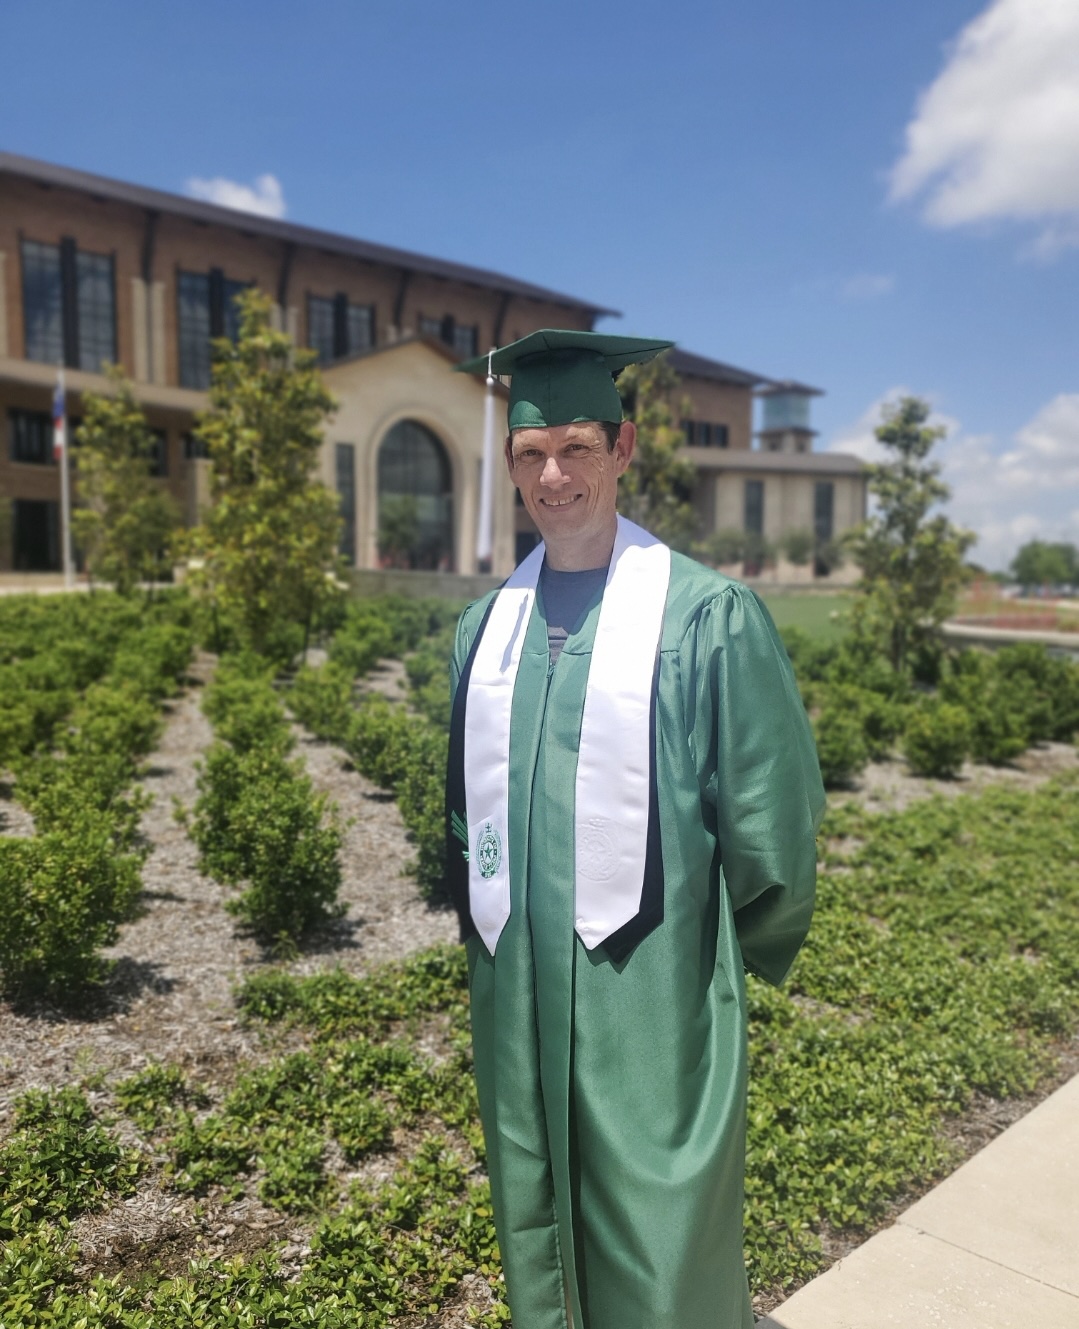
744;479;764;535
307;291;376;364
20;235;117;372
176;266;251;389
8;408;55;466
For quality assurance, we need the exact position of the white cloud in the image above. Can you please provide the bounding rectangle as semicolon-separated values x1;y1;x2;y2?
839;273;896;301
185;173;286;219
889;0;1079;252
827;390;1079;570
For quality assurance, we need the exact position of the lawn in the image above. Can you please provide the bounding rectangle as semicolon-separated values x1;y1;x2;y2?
757;590;852;641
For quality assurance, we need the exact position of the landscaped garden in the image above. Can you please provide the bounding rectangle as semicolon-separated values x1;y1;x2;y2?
1;586;1077;1327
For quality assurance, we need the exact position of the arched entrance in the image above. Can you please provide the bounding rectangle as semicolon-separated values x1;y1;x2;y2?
376;419;454;571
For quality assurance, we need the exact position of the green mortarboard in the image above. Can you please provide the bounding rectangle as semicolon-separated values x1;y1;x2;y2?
456;328;674;431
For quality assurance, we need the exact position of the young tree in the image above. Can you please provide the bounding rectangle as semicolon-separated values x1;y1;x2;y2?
377;495;420;568
181;290;343;658
616;352;698;551
845;395;975;675
72;367;180;595
1011;540;1078;590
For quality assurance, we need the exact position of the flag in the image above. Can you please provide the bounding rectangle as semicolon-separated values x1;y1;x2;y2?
52;374;66;460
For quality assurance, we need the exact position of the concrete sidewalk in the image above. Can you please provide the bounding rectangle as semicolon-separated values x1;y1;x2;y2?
758;1072;1079;1329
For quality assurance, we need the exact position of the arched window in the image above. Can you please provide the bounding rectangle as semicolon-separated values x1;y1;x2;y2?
377;420;454;571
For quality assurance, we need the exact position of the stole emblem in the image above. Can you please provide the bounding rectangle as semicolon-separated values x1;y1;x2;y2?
578;817;617;881
476;820;503;879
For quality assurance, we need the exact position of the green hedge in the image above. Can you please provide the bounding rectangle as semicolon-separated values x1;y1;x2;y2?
0;597;194;999
189;658;342;942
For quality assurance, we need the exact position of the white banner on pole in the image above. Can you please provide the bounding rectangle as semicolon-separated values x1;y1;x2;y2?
476;359;497;566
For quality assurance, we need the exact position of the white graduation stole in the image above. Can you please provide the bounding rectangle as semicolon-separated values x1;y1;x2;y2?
463;516;671;954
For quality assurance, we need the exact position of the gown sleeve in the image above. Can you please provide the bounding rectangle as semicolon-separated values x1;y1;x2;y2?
684;584;826;987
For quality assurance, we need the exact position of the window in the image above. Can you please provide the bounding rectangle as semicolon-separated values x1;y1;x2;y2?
9;409;54;465
149;429;169;478
336;443;356;564
21;242;63;365
451;323;477;359
377;419;454;570
177;268;250;389
178;272;212;389
681;419;729;448
814;481;834;544
13;499;60;571
308;297;335;365
183;431;210;461
76;252;116;371
744;480;764;535
307;294;375;365
21;239;116;372
419;314;477;359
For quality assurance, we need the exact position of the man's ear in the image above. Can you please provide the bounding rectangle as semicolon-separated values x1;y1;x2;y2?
503;435;516;480
613;420;636;476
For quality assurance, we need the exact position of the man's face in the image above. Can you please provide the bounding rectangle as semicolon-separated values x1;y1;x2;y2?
505;421;635;567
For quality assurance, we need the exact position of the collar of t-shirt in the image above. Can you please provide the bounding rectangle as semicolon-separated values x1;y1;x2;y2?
538;561;609;664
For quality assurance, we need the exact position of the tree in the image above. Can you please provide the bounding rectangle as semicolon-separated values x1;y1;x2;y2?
181;290;343;658
1011;540;1078;591
72;366;180;595
616;352;698;551
781;529;815;567
377;495;420;568
845;395;975;675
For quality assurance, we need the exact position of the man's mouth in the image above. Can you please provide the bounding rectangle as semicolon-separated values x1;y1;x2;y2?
540;494;580;508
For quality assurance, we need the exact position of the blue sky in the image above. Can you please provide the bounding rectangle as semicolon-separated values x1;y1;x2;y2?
3;0;1077;569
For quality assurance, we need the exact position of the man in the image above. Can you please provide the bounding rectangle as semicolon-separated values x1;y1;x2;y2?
447;330;825;1329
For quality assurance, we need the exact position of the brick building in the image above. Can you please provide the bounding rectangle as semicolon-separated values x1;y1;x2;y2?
0;151;865;579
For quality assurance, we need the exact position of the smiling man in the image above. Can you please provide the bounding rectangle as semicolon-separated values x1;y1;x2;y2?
447;330;825;1329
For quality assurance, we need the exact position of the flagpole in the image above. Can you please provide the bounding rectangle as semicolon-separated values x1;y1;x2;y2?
476;351;497;573
55;366;74;590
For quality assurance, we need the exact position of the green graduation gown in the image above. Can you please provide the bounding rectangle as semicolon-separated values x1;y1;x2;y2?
449;552;825;1329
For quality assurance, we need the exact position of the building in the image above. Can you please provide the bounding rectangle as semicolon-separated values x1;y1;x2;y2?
0;150;866;580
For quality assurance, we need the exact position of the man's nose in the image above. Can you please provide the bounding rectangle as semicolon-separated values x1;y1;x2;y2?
540;455;568;486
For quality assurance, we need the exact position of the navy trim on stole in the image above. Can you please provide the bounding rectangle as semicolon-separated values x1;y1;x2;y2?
444;596;665;961
445;598;497;943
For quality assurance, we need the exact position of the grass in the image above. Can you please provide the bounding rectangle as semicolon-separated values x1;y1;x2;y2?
757;590;851;642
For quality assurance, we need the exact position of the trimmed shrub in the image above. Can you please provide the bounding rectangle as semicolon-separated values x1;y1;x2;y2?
191;658;343;942
813;706;869;789
346;696;416;792
901;699;972;778
0;816;143;998
288;662;356;741
940;652;1029;766
992;642;1079;744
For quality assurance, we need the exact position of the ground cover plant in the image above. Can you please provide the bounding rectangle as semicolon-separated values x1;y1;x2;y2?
3;769;1076;1322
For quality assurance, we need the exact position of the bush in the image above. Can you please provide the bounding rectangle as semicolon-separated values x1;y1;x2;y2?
901;699;972;778
191;743;342;941
813;706;869;788
288;662;356;741
396;724;451;900
345;696;416;791
939;652;1029;766
0;818;143;999
992;642;1079;743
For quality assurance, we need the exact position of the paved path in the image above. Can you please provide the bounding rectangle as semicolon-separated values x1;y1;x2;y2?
758;1072;1079;1328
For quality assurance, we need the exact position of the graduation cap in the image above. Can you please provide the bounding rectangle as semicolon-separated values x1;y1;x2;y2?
456;329;674;432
